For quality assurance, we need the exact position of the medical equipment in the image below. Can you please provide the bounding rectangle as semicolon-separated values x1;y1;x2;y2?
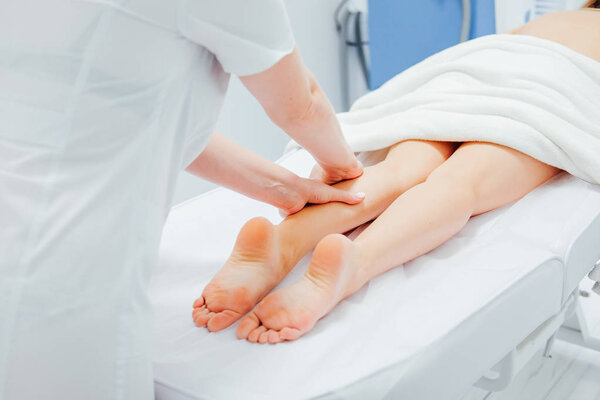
150;147;600;399
336;0;494;101
335;0;370;110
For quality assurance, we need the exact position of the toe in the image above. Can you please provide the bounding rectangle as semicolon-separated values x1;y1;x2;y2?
193;296;205;309
236;313;260;340
258;331;270;344
267;330;282;344
279;327;302;341
193;308;213;327
206;309;242;332
248;326;267;343
191;306;203;319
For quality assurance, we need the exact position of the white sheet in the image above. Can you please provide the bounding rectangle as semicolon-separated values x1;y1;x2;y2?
288;34;600;184
151;149;600;400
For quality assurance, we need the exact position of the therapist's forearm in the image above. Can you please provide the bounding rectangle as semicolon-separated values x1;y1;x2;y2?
186;133;299;209
187;133;365;214
274;72;356;170
239;48;358;172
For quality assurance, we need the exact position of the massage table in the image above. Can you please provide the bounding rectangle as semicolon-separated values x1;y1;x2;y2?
150;148;600;400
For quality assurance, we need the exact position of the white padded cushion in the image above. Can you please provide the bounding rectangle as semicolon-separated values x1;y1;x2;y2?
151;149;600;400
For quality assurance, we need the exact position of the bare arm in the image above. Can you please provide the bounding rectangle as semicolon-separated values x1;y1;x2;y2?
239;47;363;184
186;133;365;215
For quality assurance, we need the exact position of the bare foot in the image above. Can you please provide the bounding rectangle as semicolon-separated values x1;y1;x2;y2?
236;234;356;344
192;217;287;332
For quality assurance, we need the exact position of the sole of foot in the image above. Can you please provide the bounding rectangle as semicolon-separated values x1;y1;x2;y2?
236;233;356;344
192;217;286;332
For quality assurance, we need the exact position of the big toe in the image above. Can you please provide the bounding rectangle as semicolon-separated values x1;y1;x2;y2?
192;296;205;309
206;309;243;332
279;327;303;342
192;307;213;327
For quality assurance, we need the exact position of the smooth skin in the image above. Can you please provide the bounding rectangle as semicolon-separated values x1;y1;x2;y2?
193;140;559;340
233;142;560;343
193;140;457;331
194;9;599;342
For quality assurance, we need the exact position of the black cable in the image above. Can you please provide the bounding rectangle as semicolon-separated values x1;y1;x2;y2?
340;9;353;110
335;0;371;109
334;0;352;32
354;11;370;89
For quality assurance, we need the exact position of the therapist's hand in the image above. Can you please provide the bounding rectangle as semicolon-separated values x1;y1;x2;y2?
309;159;364;185
187;133;365;216
277;175;365;217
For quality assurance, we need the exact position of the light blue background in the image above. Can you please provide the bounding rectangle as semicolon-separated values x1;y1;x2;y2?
368;0;496;89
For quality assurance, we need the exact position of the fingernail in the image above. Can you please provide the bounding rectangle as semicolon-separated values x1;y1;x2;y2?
355;192;366;199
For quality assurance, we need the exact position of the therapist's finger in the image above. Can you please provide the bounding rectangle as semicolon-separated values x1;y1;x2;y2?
307;182;365;206
279;181;366;218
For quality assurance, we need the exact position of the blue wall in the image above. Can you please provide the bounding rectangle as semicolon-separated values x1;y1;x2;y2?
368;0;496;89
471;0;496;38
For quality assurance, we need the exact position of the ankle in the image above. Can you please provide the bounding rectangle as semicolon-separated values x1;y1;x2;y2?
344;241;372;296
274;224;303;277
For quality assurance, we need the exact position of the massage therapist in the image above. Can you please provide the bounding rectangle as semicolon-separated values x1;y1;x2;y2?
0;1;362;398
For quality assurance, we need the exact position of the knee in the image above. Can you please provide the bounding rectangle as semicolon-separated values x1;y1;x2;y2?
424;167;478;212
384;141;456;171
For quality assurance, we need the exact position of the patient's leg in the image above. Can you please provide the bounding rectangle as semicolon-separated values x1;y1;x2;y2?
238;142;560;343
192;140;456;332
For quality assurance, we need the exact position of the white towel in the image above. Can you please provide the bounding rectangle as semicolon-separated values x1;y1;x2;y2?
288;34;600;184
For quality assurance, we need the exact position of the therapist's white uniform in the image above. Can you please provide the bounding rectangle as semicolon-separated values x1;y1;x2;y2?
0;1;294;398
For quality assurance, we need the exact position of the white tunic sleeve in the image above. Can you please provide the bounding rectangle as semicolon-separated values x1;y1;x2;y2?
178;0;295;76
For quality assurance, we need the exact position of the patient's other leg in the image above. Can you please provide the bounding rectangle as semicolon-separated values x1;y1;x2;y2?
193;140;456;332
238;142;560;343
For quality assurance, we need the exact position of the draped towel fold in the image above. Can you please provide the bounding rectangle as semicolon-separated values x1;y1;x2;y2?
288;34;600;184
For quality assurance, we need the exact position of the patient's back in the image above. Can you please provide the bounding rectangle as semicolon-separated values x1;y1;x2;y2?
514;10;600;62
